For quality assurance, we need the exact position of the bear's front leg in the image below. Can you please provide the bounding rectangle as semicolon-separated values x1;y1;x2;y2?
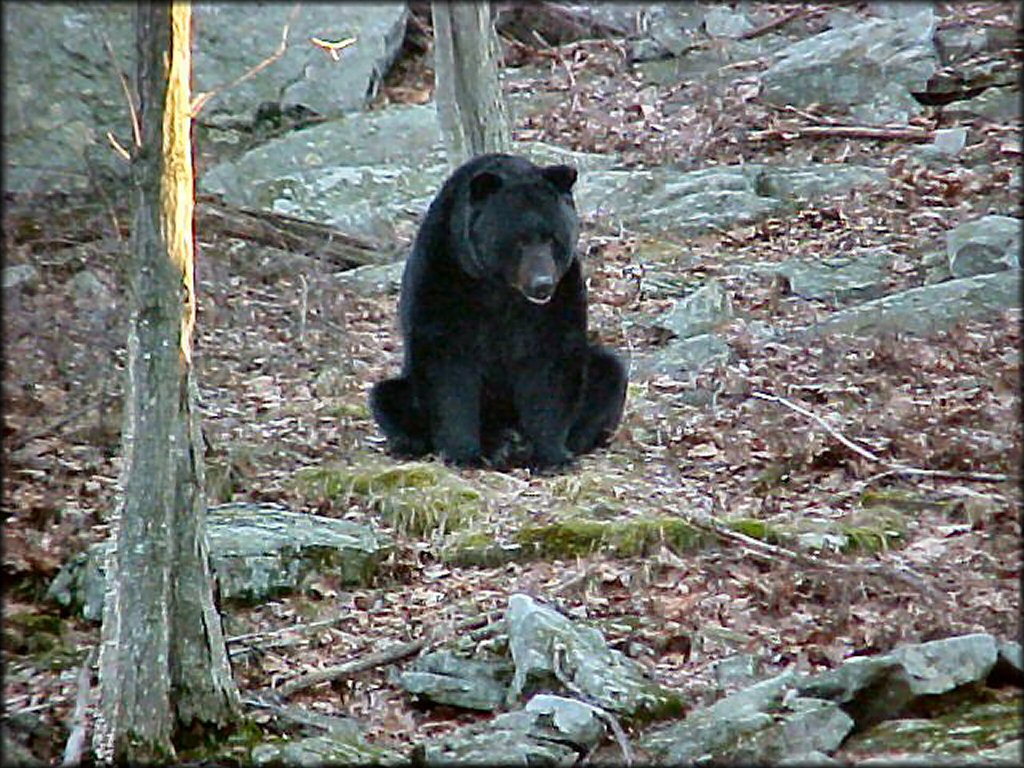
421;358;484;466
513;359;582;468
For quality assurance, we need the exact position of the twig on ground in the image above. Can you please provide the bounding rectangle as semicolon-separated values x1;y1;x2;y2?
551;644;633;766
740;7;812;40
61;646;97;767
752;391;1015;483
191;2;301;116
9;390;120;453
690;512;948;604
752;391;881;463
749;125;935;143
227;618;348;651
273;611;503;698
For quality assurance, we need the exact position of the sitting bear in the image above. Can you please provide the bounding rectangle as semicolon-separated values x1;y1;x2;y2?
370;153;627;469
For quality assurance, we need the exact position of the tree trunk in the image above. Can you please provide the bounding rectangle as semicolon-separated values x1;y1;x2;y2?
94;3;239;762
432;1;512;167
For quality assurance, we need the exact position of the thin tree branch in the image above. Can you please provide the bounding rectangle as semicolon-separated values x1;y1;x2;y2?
752;391;1015;483
191;3;302;117
62;646;98;767
740;8;812;40
749;125;934;143
273;611;503;698
100;32;141;149
689;511;948;605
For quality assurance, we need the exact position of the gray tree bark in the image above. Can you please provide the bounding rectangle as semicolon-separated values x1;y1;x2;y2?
93;3;239;763
432;1;512;167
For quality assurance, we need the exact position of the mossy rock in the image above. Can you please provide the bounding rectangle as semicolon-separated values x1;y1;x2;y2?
840;687;1022;760
515;516;710;560
295;459;485;537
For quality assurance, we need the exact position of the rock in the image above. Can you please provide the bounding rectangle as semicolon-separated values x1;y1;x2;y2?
625;5;707;61
335;261;405;297
201;105;448;240
48;502;391;620
650;279;733;338
202;117;614;240
757;248;894;304
194;4;408;121
251;734;401;766
641;670;854;763
505;593;681;717
929;127;969;157
806;270;1021;338
841;697;1022;765
639;333;732;380
397;650;513;711
798;634;1001;730
945;86;1022;122
890;633;999;697
421;694;604;765
577;164;887;237
761;9;938;125
69;270;113;311
703;6;754;38
3;4;408;194
946;215;1021;278
989;640;1024;686
2;264;39;291
713;654;763;689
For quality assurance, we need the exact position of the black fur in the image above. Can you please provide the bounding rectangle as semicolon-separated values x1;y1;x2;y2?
370;154;626;469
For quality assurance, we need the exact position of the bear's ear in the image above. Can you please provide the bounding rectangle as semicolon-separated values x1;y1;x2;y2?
469;171;503;201
542;165;577;193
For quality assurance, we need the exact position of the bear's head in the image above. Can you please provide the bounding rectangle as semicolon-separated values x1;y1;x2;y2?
461;163;580;305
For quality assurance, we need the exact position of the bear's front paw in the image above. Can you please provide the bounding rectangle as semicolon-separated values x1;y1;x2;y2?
530;444;574;472
438;443;485;468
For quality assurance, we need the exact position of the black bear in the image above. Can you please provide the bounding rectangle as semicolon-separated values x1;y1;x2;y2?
370;153;627;469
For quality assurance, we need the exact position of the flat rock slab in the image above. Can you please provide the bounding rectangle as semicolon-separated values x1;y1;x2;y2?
805;270;1021;338
577;164;888;236
3;4;407;194
48;503;391;621
761;6;938;125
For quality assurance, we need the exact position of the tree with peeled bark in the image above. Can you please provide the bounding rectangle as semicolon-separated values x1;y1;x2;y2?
94;3;239;762
431;1;512;166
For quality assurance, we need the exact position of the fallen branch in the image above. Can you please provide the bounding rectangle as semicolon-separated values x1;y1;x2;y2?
689;511;948;604
749;125;935;143
740;7;812;40
8;390;120;453
551;645;633;766
273;611;503;698
197;195;395;269
62;646;97;767
752;391;1015;483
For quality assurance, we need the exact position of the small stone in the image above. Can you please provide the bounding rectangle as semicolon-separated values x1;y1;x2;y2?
931;127;968;156
2;264;39;291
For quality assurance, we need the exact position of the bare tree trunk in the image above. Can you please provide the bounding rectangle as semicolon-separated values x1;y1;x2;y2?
94;3;239;762
432;1;512;167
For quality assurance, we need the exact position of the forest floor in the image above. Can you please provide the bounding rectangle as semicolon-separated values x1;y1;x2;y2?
2;3;1020;762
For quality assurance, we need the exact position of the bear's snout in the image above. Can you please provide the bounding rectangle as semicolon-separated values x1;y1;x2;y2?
517;243;559;305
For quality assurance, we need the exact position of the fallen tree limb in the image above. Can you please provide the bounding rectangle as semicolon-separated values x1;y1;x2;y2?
740;8;812;40
61;646;97;767
688;511;948;605
752;391;1015;483
197;195;396;269
273;611;503;698
749;125;935;143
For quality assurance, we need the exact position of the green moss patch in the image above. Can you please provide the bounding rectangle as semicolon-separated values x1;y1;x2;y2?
516;516;709;560
295;459;486;537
